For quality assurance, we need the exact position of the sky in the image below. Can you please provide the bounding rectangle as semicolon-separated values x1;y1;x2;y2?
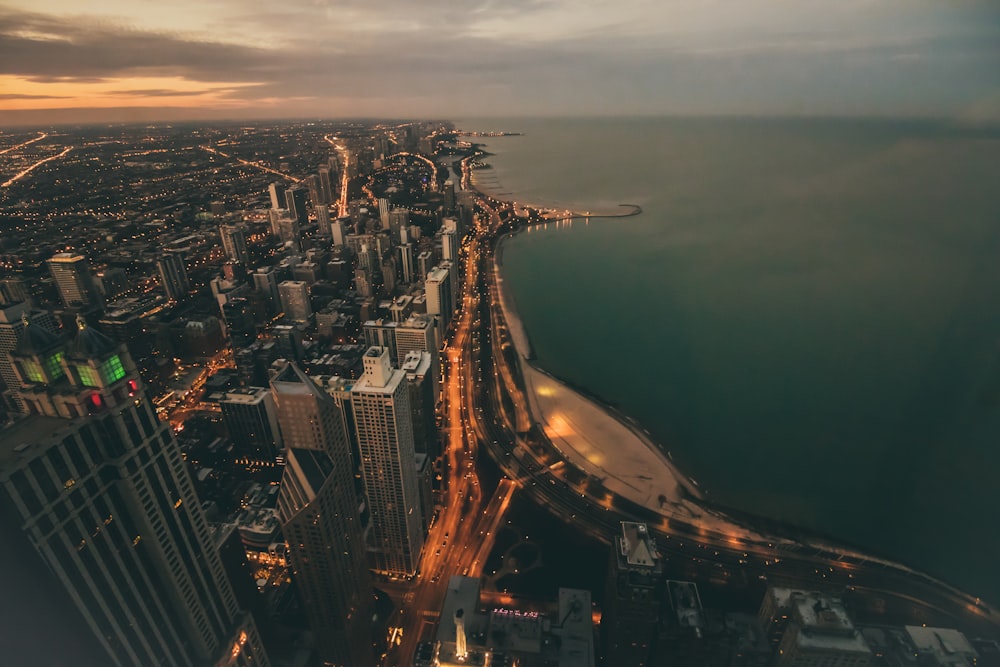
0;0;999;125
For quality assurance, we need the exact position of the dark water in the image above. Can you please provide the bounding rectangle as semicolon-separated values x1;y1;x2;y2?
462;117;1000;604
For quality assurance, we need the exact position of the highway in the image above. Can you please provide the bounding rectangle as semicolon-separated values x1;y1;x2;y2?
385;174;1000;666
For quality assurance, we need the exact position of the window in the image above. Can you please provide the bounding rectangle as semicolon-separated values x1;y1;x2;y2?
45;352;65;380
22;359;45;383
100;355;126;384
76;364;100;387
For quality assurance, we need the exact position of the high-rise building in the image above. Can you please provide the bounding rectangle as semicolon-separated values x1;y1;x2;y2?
271;363;376;667
351;346;425;577
377;198;390;229
362;318;398;363
318;166;334;204
268;181;286;211
219;224;250;264
425;265;453;330
278;280;312;323
96;267;130;301
398;243;414;284
276;215;301;251
0;303;58;415
443;180;456;211
395;314;439;399
330;218;346;246
47;253;103;309
252;267;280;313
0;316;269;667
285;187;309;227
388;209;409;242
157;250;190;301
441;229;458;262
603;521;662;667
416;250;433;283
304;174;323;209
315;204;331;234
220;387;283;463
401;350;437;459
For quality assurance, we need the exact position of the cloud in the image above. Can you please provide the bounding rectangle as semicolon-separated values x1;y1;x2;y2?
0;1;997;120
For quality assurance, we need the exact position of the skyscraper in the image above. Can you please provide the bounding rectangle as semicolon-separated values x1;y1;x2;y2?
268;181;286;211
318;166;334;204
271;363;376;667
351;346;424;577
157;250;190;301
0;316;269;666
305;174;323;209
284;187;309;227
47;252;103;309
219;224;250;265
603;521;662;667
425;265;453;330
278;280;312;323
220;387;283;464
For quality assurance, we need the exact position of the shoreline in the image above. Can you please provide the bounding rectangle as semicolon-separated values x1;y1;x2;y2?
469;169;1000;618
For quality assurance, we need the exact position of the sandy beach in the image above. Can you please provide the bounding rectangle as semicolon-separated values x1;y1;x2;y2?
492;228;779;540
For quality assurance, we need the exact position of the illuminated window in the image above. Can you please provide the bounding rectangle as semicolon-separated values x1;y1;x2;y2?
22;359;45;383
76;364;100;387
45;352;65;379
100;355;125;383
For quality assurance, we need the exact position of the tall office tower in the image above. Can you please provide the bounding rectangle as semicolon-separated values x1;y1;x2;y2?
271;363;376;667
278;280;312;323
220;387;283;463
330;218;346;246
351;347;425;577
276;216;301;251
441;229;458;262
354;267;374;299
380;257;397;295
272;325;304;362
252;267;280;313
388;209;409;242
0;277;29;305
267;208;283;236
603;521;662;667
416;250;433;283
443;180;455;211
318;165;334;204
305;174;322;209
398;243;414;284
47;252;103;309
219;224;250;265
0;302;58;415
377;198;390;229
157;250;190;301
96;268;129;301
221;297;257;347
268;181;286;210
441;259;459;314
396;314;440;401
362;318;398;363
400;351;437;458
759;589;873;667
0;317;269;667
315;204;331;235
425;265;453;330
357;243;379;274
285;187;309;227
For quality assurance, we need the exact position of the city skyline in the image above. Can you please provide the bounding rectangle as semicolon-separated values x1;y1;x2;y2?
2;1;1000;126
